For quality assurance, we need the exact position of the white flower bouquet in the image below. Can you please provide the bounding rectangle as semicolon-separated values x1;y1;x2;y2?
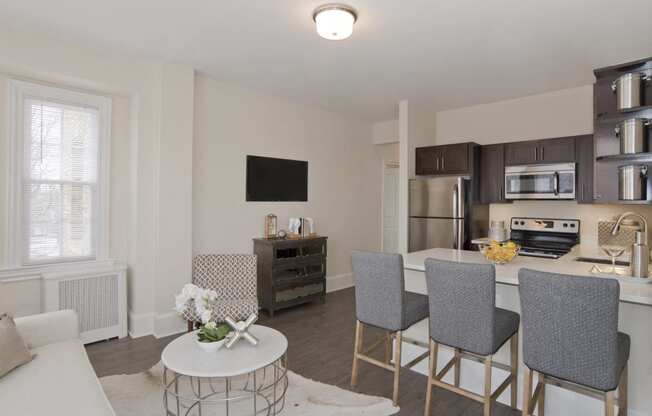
175;283;231;351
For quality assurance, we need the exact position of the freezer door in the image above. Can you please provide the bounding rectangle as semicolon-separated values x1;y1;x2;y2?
409;177;465;218
409;218;464;252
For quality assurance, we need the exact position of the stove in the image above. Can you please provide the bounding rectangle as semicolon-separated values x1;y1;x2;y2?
510;217;580;259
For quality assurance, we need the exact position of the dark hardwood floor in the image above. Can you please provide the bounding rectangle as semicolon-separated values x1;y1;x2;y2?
86;288;519;416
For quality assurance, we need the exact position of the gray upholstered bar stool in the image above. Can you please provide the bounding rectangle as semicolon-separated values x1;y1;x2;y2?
350;250;430;406
518;269;630;416
423;259;519;416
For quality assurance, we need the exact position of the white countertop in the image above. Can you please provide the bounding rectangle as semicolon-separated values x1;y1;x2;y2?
404;248;652;306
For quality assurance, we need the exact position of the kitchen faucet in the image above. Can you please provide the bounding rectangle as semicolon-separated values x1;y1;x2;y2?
611;212;649;278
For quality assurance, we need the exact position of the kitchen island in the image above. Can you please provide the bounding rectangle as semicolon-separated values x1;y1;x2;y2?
400;248;652;416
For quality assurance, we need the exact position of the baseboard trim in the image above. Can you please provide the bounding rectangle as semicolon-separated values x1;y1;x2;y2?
326;273;354;293
128;310;155;338
128;310;187;339
153;311;187;338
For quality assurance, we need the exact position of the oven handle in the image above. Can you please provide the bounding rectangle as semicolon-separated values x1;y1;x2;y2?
553;171;559;195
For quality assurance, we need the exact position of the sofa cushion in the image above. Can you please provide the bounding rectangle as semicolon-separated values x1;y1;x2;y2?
0;339;115;416
0;314;33;378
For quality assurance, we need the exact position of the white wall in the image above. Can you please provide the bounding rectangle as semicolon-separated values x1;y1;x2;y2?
432;85;652;249
0;25;194;338
375;142;399;165
398;100;437;253
435;85;593;145
192;74;382;287
373;119;399;144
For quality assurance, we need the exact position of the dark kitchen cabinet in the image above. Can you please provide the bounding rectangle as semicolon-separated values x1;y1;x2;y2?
504;141;539;165
505;137;576;166
478;144;509;204
415;146;442;175
415;143;473;175
575;135;594;204
539;137;576;164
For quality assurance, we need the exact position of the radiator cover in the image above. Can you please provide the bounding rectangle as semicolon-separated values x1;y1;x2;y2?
42;264;127;344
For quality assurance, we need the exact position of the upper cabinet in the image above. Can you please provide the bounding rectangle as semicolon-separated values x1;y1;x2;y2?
478;144;509;204
575;135;595;204
415;143;473;175
505;137;575;166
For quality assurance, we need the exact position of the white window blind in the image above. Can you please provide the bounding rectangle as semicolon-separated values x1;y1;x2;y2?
8;81;111;266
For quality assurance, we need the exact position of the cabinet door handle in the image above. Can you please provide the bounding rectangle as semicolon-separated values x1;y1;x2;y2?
540;147;544;160
534;147;538;161
441;157;445;171
436;157;439;171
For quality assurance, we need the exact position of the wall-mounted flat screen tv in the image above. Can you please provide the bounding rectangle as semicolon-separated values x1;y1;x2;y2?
246;155;308;201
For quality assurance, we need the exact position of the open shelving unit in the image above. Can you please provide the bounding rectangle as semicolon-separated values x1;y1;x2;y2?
593;57;652;204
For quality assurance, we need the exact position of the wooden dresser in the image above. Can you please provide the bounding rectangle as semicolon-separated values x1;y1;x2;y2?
253;236;327;316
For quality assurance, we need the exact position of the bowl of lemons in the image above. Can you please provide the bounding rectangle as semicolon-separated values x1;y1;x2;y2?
480;240;520;265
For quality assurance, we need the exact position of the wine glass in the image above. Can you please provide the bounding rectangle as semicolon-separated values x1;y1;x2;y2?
600;245;627;273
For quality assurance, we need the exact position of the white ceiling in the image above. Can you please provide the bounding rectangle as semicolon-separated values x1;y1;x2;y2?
1;0;651;121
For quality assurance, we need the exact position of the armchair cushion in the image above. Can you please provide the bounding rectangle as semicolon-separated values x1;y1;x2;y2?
184;254;259;323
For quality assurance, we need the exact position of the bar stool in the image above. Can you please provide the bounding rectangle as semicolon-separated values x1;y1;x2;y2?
350;250;430;406
518;269;630;416
423;259;519;416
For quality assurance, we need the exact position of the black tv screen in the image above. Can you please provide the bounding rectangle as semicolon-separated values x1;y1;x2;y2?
246;156;308;201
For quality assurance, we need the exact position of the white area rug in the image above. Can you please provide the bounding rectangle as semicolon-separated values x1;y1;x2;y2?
100;362;399;416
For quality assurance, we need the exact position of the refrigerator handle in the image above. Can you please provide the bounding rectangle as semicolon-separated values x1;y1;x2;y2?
452;184;459;249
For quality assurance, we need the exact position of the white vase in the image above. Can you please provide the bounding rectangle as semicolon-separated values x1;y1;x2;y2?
195;338;226;353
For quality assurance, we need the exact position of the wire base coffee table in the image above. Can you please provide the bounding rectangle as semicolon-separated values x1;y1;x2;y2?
162;325;289;416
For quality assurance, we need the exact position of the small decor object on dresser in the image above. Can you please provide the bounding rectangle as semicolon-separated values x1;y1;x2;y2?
264;213;277;239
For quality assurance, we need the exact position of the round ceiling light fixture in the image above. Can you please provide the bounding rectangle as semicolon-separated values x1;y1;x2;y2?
313;4;357;41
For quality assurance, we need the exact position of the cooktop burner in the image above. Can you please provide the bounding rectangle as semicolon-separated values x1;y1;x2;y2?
510;217;580;260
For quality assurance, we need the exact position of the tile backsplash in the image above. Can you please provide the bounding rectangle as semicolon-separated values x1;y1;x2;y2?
490;201;652;248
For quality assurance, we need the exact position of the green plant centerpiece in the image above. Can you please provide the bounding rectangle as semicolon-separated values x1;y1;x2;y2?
197;321;231;343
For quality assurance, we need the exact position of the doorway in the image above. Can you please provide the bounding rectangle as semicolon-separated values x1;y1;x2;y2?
382;164;399;253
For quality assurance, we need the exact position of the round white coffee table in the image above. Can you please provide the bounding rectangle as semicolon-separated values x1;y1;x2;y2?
162;325;288;416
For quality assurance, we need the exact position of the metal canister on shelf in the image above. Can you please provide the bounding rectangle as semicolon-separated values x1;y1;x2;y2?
616;118;650;154
612;72;650;111
618;165;648;201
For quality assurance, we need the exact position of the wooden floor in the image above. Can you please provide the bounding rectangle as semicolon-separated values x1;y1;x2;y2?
86;288;519;416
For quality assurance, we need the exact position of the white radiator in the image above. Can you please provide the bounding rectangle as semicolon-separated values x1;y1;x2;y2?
42;263;128;344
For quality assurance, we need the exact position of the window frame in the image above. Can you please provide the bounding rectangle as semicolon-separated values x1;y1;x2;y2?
6;80;111;267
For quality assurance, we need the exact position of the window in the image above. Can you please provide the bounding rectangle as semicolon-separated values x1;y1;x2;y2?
7;81;111;266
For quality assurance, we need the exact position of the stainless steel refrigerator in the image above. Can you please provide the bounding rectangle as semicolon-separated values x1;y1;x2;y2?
409;177;488;252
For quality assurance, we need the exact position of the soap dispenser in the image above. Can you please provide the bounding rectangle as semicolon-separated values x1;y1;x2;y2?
630;231;649;278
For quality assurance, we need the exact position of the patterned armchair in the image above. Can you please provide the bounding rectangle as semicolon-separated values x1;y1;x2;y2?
183;254;259;330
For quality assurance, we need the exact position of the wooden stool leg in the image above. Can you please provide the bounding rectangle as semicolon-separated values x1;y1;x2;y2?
510;334;519;409
619;365;628;416
522;366;533;416
538;373;545;416
351;320;363;387
424;340;438;416
392;331;402;406
605;391;615;416
484;355;493;416
454;348;461;387
385;331;392;364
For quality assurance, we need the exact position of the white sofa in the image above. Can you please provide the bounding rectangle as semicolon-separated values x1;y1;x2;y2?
0;310;115;415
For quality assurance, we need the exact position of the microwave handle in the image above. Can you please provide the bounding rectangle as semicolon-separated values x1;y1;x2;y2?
553;171;559;195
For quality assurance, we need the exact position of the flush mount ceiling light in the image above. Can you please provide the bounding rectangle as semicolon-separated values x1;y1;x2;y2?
313;4;357;41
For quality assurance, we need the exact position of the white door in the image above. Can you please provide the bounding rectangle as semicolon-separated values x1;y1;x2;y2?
382;165;399;253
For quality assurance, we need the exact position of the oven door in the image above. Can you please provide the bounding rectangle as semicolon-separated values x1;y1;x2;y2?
504;163;576;199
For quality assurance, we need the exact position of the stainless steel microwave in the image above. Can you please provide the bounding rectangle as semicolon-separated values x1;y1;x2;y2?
504;163;576;200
